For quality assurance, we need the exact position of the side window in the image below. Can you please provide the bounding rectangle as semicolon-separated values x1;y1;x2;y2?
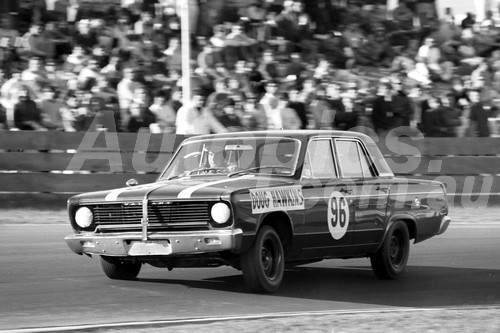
335;140;374;178
302;139;337;179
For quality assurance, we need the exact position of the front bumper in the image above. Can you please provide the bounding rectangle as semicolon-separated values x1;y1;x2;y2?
65;229;243;257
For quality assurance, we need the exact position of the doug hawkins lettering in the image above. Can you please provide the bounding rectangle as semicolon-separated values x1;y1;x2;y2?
249;186;305;213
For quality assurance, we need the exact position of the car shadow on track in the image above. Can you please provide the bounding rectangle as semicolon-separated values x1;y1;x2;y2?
137;264;500;308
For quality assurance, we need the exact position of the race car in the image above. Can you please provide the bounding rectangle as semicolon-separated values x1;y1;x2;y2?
65;130;450;293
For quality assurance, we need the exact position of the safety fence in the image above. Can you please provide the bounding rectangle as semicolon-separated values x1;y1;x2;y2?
0;130;499;209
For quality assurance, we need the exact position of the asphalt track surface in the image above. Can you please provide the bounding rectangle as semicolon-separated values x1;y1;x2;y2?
0;210;499;332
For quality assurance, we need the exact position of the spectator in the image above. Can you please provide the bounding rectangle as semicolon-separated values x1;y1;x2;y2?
162;35;182;72
416;37;452;82
77;57;103;90
134;11;154;36
461;12;476;30
214;98;245;131
38;85;64;130
197;43;224;79
0;15;20;69
175;92;227;135
45;60;68;93
343;23;367;53
74;19;98;51
283;52;306;80
421;93;461;137
100;55;122;88
90;45;110;68
1;70;33;125
467;89;490;137
19;23;55;59
126;86;156;132
309;84;333;129
169;86;183;113
371;80;397;135
391;79;414;127
240;94;262;130
277;95;302;129
232;60;253;95
258;80;282;129
0;15;19;50
227;76;247;103
274;0;301;44
442;7;455;25
21;56;48;95
287;88;308;129
69;89;100;131
225;23;259;65
64;45;90;74
44;21;72;61
13;85;47;130
320;32;352;69
149;88;176;133
117;67;143;129
258;49;280;81
60;92;80;131
392;2;414;30
0;102;6;129
209;24;229;65
90;76;118;105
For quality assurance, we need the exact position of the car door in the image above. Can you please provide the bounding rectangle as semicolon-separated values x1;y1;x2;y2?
333;138;389;254
299;137;356;259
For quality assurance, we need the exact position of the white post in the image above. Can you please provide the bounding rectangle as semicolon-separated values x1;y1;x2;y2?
180;0;191;107
387;0;399;20
475;0;486;21
387;0;399;12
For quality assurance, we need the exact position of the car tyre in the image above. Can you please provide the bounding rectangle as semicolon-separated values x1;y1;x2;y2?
370;220;410;279
241;226;284;293
99;256;142;280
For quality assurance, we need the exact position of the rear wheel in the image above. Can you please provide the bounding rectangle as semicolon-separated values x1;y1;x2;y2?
99;256;142;280
370;220;410;279
241;226;284;293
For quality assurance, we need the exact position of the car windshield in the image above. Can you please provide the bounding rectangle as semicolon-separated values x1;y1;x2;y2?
160;137;301;179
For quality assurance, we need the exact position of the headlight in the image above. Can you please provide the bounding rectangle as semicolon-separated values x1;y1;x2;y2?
210;202;231;224
75;207;93;228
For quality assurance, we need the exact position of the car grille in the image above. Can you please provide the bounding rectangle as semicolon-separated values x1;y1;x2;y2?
92;201;211;233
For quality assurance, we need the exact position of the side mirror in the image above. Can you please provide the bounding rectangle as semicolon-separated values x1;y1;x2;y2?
126;179;139;187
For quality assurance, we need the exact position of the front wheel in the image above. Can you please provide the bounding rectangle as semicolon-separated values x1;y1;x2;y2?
99;256;142;280
241;226;284;293
370;220;410;279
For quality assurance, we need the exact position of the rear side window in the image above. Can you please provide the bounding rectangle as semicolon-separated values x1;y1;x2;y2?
335;139;374;178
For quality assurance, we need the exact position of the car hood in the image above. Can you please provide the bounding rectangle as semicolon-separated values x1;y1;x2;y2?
72;175;297;203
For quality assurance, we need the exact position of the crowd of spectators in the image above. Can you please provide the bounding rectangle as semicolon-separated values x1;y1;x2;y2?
0;0;499;137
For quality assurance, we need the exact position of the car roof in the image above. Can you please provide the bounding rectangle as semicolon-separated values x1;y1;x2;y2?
182;130;372;142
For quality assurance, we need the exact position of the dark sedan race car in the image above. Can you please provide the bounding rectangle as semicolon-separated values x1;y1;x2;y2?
65;130;450;293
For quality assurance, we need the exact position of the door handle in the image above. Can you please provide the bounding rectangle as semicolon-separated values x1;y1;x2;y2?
340;188;353;195
376;185;390;193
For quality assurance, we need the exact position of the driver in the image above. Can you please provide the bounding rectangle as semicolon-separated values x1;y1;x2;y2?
208;147;227;168
207;145;239;172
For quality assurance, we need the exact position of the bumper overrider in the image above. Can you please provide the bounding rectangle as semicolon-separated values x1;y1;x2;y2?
65;229;243;257
437;215;451;235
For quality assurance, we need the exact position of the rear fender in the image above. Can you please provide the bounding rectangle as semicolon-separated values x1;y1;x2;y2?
374;214;417;253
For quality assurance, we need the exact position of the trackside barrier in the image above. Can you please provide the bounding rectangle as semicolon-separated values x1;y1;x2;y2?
0;131;499;209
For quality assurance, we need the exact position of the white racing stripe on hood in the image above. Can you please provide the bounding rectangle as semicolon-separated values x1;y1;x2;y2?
104;184;156;201
177;175;254;199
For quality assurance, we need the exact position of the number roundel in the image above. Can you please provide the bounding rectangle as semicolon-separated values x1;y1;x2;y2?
327;191;350;240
